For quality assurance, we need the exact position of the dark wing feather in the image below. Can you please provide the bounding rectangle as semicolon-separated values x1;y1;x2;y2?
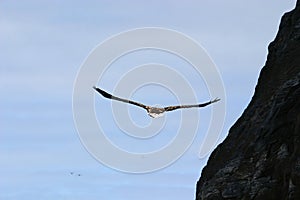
164;98;220;112
93;87;148;110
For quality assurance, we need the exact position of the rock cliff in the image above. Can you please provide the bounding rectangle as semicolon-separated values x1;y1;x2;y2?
196;2;300;200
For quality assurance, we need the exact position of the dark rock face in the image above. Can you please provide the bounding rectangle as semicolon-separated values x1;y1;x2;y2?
196;2;300;200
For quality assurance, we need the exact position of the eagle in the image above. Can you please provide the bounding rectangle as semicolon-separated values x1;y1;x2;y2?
93;86;220;118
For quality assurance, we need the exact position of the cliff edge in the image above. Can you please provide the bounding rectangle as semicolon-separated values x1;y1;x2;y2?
196;2;300;200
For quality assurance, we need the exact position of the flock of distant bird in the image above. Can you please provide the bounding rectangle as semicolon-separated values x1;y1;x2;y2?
70;172;81;176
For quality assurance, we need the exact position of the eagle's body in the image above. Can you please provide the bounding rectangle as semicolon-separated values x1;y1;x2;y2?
93;87;220;118
147;107;165;118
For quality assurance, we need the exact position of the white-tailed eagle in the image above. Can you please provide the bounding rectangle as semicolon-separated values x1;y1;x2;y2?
93;86;220;118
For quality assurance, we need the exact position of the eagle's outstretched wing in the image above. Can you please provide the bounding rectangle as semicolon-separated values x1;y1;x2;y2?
93;87;148;110
163;98;220;112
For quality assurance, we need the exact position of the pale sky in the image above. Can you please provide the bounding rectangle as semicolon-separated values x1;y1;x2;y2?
0;1;296;199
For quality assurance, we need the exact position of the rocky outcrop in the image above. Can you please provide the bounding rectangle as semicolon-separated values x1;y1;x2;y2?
196;2;300;200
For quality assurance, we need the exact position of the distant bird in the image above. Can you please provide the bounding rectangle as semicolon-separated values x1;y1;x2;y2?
93;86;220;118
70;172;82;177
